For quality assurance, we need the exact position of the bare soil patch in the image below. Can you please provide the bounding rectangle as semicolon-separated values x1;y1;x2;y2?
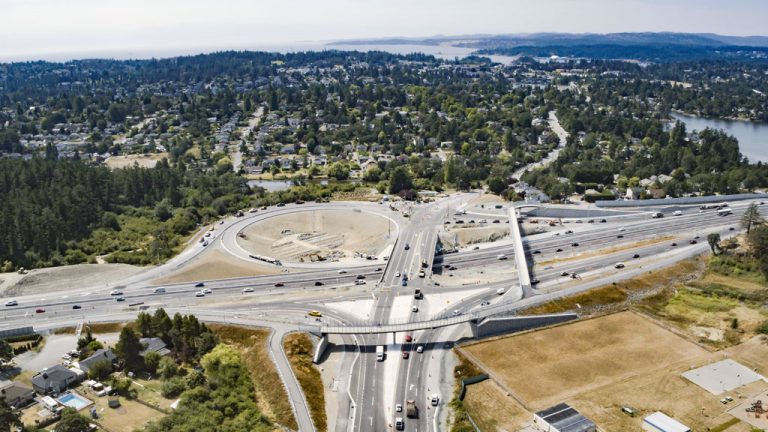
238;209;393;263
152;250;279;284
0;264;144;297
462;380;531;431
463;311;709;409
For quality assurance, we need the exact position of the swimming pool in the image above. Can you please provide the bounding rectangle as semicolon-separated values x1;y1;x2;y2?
57;392;92;410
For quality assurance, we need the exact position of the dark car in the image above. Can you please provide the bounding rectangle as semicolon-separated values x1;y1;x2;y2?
356;275;366;280
194;282;205;288
671;242;678;247
532;250;541;255
274;283;285;287
632;253;640;259
531;278;540;285
401;279;408;286
689;239;698;244
588;220;594;223
600;219;607;223
572;243;579;247
115;297;126;302
375;268;382;272
35;308;45;313
314;281;324;286
556;248;563;252
560;271;569;276
404;244;410;250
565;230;574;234
276;202;285;207
617;234;624;238
72;305;81;310
729;227;735;231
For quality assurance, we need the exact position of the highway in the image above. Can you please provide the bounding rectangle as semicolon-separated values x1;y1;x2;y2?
0;193;762;432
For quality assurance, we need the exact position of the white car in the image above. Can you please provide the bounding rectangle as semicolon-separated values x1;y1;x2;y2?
496;287;506;295
203;288;212;294
431;394;440;406
242;287;254;293
337;269;347;274
110;290;123;296
195;291;205;297
354;280;366;285
395;403;402;412
452;310;461;316
395;272;401;278
618;227;626;232
4;300;18;307
497;254;507;260
416;345;424;353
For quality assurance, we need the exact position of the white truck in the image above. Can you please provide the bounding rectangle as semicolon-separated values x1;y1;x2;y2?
376;345;385;361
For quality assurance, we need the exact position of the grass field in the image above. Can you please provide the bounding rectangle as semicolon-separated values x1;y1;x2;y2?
152;249;280;284
463;311;709;409
210;325;297;430
283;332;327;432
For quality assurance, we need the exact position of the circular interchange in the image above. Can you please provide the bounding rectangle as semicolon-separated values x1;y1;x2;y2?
236;208;396;265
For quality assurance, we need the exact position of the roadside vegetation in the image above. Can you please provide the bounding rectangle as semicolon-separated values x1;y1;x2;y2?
448;351;484;432
282;333;327;432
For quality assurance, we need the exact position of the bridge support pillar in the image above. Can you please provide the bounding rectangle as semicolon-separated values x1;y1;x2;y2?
312;333;329;364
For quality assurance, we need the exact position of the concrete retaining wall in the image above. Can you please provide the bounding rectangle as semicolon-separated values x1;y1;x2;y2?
595;193;764;208
0;326;35;339
470;313;578;339
312;333;329;364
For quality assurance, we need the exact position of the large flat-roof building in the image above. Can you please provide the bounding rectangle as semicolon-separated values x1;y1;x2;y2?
534;403;597;432
642;412;690;432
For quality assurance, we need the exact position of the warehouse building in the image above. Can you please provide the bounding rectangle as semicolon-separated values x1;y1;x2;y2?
642;412;690;432
534;403;597;432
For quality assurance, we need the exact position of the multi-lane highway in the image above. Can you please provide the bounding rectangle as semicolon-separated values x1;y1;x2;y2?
1;192;762;432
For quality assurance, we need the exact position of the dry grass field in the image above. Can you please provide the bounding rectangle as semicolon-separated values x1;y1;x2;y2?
462;380;531;431
237;209;393;263
152;249;280;284
105;153;168;169
463;311;709;409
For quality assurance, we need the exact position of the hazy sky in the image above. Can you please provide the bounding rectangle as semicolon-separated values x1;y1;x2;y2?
1;0;767;61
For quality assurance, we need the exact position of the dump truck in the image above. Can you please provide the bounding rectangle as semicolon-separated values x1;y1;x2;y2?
406;400;418;418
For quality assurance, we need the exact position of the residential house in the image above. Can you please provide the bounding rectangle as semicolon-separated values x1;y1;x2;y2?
140;338;171;357
77;349;118;375
32;365;83;395
0;381;35;408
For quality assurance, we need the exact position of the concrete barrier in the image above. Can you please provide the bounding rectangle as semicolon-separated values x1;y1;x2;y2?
469;313;578;339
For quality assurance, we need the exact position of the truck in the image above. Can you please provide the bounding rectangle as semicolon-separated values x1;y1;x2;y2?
395;417;404;430
718;208;733;216
406;400;418;418
376;345;385;361
414;289;423;299
651;212;664;218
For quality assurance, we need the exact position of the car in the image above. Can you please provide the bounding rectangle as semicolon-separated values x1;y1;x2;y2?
356;275;366;280
375;268;382;272
110;290;123;296
401;280;408;286
404;335;413;342
115;297;126;302
416;345;424;353
431;394;440;406
531;278;540;285
242;287;254;293
532;250;541;254
337;269;347;274
618;227;626;232
274;283;284;287
195;291;205;297
276;203;285;207
418;271;426;278
632;253;640;259
314;281;324;286
354;280;366;285
575;220;583;223
497;254;508;260
615;263;625;269
5;300;18;307
493;219;500;223
481;301;491;307
308;310;322;317
473;246;480;250
671;242;678;247
402;351;409;359
600;219;607;223
194;282;205;288
72;305;81;309
496;287;506;295
617;235;624;238
561;271;569;276
689;239;698;244
556;248;563;252
411;305;418;313
588;219;594;223
62;354;72;361
201;241;209;247
203;288;212;294
565;230;574;234
572;243;579;247
395;403;403;412
449;266;457;271
395;272;401;278
452;310;461;316
729;227;735;231
404;244;410;250
35;308;45;313
219;220;224;225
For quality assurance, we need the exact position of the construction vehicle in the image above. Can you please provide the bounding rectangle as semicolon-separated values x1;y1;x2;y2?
406;400;418;418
